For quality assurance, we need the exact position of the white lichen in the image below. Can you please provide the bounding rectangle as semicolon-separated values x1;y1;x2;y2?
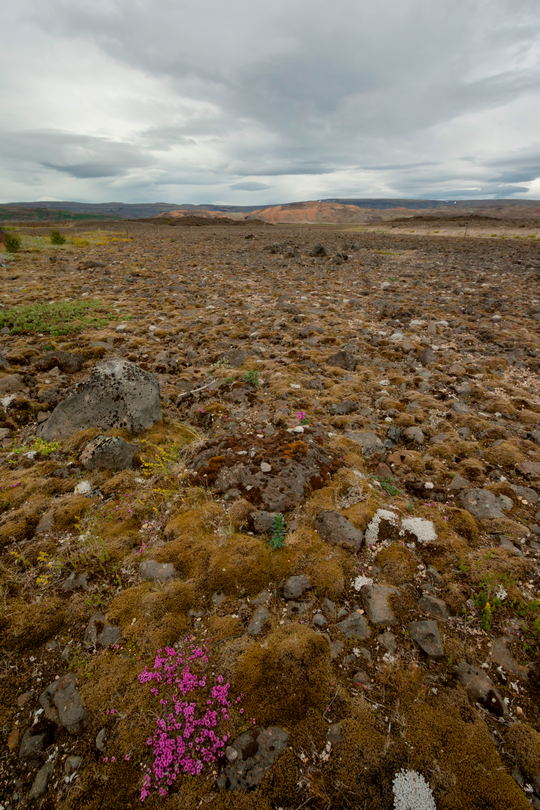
352;575;373;591
392;769;437;810
364;509;399;544
400;517;437;544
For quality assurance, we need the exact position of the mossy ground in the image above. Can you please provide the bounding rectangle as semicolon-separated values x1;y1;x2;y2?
1;222;539;808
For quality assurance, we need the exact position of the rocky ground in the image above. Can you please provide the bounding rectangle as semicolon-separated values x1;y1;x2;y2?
0;221;539;810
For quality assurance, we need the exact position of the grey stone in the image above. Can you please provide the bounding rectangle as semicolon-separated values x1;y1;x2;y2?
313;613;328;627
328;400;358;415
247;606;270;636
403;426;425;444
336;612;370;640
510;484;539;504
64;755;83;775
417;595;449;620
35;351;83;374
458;488;511;520
29;761;53;800
327;722;343;745
38;359;161;440
0;374;26;394
217;726;289;790
326;349;357;371
352;669;370;685
283;575;311;600
61;572;89;592
251;510;278;533
314;510;364;552
361;584;397;626
39;673;86;734
19;729;47;761
321;598;337;621
139;560;176;582
408;620;444;658
491;637;529;679
79;436;137;470
448;474;471;491
95;727;108;752
517;461;540;478
346;430;384;457
455;661;507;716
379;631;397;654
84;613;121;648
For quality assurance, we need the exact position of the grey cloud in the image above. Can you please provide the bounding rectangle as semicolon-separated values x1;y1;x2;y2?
230;181;271;191
2;0;540;202
0;130;150;180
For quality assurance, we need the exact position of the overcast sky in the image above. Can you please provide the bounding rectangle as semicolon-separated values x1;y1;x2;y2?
1;0;539;205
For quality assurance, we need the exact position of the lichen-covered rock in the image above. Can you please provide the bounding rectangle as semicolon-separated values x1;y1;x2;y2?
79;435;137;470
217;726;289;790
39;673;86;734
188;429;338;511
408;619;444;658
38;359;161;440
458;488;512;520
361;584;398;626
455;661;507;716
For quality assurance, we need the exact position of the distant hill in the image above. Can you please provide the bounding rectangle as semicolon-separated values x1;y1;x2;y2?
1;198;539;223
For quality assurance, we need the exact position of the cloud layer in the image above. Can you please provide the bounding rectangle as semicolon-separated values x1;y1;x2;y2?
1;0;539;203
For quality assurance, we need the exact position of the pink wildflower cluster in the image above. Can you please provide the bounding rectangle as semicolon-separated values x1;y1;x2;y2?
138;641;240;802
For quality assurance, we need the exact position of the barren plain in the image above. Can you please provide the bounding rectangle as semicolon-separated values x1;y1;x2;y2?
0;220;539;810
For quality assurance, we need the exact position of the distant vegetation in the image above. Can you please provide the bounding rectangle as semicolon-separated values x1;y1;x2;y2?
0;299;122;335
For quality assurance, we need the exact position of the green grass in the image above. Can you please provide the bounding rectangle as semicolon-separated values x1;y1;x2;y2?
0;299;122;335
269;513;286;549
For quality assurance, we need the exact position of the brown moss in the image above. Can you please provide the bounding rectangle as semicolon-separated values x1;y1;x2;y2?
52;494;92;530
0;519;30;546
482;517;531;540
484;440;526;468
466;547;528;586
207;533;289;596
227;498;255;530
62;427;100;453
457;457;485;480
307;557;346;598
375;542;418;585
403;694;531;810
107;580;194;648
234;624;332;725
321;698;390;808
447;507;479;544
205;615;243;643
394;412;416;427
107;583;154;626
2;597;65;649
504;722;540;782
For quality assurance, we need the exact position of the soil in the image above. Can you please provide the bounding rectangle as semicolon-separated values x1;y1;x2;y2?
0;220;539;810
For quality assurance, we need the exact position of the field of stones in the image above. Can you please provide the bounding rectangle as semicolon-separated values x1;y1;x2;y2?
0;220;539;809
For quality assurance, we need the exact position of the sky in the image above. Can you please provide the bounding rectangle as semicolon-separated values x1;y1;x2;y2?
1;0;540;205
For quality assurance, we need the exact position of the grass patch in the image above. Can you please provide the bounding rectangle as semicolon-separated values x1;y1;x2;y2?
0;299;122;335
